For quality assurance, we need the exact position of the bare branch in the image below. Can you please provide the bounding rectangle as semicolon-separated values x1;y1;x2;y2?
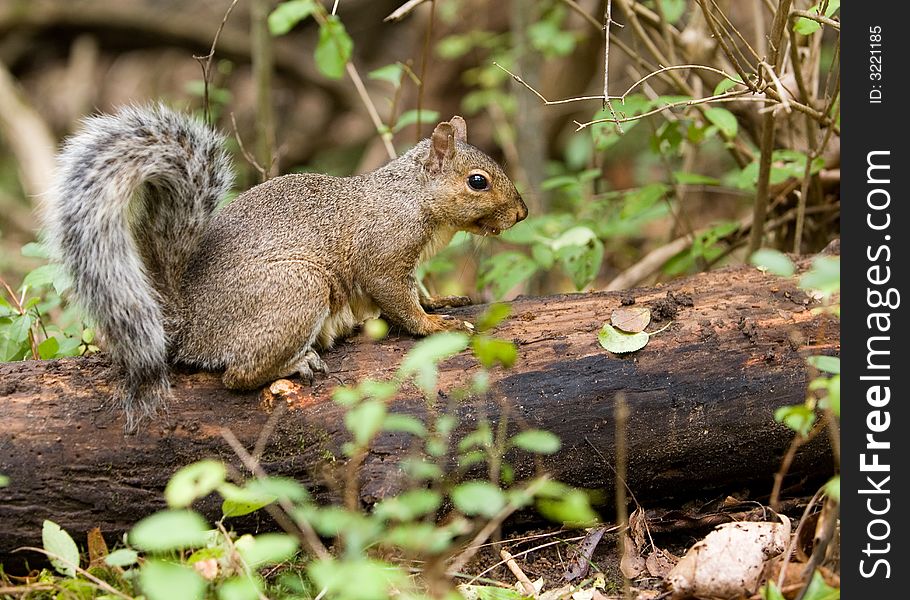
384;0;429;22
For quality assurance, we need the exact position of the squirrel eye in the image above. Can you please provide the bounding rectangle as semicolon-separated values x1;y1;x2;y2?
467;173;489;191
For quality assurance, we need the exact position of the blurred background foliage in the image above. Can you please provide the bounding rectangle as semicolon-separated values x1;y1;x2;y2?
0;0;840;352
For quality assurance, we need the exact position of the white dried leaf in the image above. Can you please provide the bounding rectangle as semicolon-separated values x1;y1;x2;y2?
668;516;791;599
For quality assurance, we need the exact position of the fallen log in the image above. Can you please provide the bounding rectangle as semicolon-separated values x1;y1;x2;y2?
0;260;838;559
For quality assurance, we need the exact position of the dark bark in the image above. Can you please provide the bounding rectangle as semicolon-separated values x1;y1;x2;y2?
0;261;838;562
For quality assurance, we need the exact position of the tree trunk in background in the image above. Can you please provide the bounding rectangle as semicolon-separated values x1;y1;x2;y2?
0;260;838;561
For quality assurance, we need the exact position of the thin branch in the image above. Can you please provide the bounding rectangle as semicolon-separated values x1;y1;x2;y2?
574;89;754;130
193;0;242;125
446;477;550;577
791;9;840;31
346;63;397;159
415;0;436;142
602;0;621;132
220;428;331;561
230;112;268;181
748;0;795;255
384;0;429;22
759;60;792;113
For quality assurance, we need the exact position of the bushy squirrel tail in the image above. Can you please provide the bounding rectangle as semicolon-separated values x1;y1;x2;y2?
44;104;234;430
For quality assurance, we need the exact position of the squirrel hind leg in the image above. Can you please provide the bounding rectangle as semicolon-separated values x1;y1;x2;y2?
288;349;328;383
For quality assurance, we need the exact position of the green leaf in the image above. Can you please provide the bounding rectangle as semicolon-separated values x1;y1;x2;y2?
794;0;840;35
0;474;9;487
659;0;686;24
528;19;576;57
373;489;443;521
368;63;404;86
42;520;80;578
140;560;206;600
474;303;511;333
550;226;597;251
359;379;399;401
236;533;299;568
673;171;721;186
761;581;787;600
53;336;84;358
104;548;139;568
382;522;461;554
800;256;840;295
459;585;527;600
22;264;62;290
535;484;598;527
268;0;317;36
597;323;649;354
478;252;538;299
511;430;561;454
165;459;226;509
8;314;33;343
20;241;50;259
713;75;744;95
825;475;840;503
807;355;840;374
457;424;493;452
400;457;443;481
393;109;441;133
750;249;796;277
557;237;604;291
774;405;816;436
399;332;470;377
218;575;263;600
244;476;309;503
451;481;506;517
129;510;211;552
383;413;427;437
704;107;738;138
471;336;518;369
308;558;408;600
314;16;353;80
345;399;387;448
800;569;840;600
219;482;277;518
37;336;59;359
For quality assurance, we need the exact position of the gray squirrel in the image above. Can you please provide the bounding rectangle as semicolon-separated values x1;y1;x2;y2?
43;105;527;431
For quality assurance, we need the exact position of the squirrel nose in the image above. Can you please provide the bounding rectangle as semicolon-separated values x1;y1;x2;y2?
515;195;529;222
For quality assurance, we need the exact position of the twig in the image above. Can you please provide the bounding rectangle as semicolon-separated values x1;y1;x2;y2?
791;10;840;31
193;0;242;125
14;547;132;600
573;89;753;129
230;113;269;181
500;550;538;597
694;0;758;93
346;63;397;159
602;0;621;133
220;428;331;561
251;0;275;179
614;393;631;599
384;0;429;22
748;0;795;255
446;476;550;576
760;60;792;113
415;0;436;142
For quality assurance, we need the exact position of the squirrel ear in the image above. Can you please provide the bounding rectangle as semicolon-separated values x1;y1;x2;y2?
427;122;456;173
449;116;467;143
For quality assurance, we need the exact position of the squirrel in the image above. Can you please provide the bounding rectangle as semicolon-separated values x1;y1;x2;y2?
43;104;527;431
